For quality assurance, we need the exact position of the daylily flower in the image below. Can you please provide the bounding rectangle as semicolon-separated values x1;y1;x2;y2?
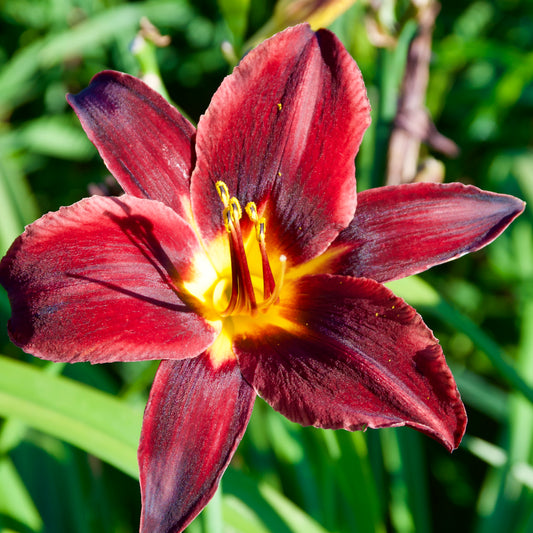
0;24;524;533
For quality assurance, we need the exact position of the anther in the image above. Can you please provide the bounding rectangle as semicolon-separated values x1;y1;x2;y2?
216;181;230;207
246;203;264;241
222;207;233;233
256;218;266;242
229;197;242;221
245;202;258;223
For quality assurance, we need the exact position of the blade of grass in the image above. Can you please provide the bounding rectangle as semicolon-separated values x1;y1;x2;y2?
318;430;385;533
222;493;272;533
0;356;141;478
201;483;224;533
0;455;42;532
450;363;508;422
473;300;533;532
0;151;39;255
217;0;250;45
0;361;65;455
223;469;330;533
396;430;432;533
380;429;415;533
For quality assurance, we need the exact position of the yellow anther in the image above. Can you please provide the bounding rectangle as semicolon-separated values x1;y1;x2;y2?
245;202;266;242
216;181;230;207
229;197;242;221
256;217;266;242
245;202;258;223
222;207;233;233
277;102;282;111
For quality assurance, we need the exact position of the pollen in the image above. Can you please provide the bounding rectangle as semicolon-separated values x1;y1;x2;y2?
215;180;230;207
244;201;258;223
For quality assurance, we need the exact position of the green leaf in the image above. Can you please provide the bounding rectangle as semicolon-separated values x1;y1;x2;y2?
218;0;250;44
0;0;193;116
0;356;141;478
0;151;40;256
14;116;94;161
0;455;42;532
224;469;330;533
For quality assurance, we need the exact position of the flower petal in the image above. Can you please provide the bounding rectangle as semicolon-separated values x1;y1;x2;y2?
139;353;255;533
0;195;219;363
67;71;195;220
330;182;525;283
234;274;466;451
191;24;370;263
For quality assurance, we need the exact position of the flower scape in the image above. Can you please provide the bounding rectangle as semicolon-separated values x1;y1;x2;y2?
0;24;524;533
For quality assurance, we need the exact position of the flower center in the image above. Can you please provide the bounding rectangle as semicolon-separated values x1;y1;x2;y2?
214;181;286;317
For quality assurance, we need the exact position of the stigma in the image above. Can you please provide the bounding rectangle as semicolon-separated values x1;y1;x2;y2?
215;181;286;317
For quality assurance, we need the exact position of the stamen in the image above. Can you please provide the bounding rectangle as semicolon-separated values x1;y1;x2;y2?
256;217;266;242
245;202;276;298
257;255;287;311
226;196;257;313
216;181;230;207
244;202;258;223
220;239;240;316
229;197;242;221
222;206;233;233
216;182;284;317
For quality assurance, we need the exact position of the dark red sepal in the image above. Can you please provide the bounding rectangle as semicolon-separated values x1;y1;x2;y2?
234;274;466;451
330;182;525;283
139;353;255;533
0;195;218;363
67;71;195;220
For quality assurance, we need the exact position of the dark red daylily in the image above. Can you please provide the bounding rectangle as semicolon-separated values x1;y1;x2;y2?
0;24;524;533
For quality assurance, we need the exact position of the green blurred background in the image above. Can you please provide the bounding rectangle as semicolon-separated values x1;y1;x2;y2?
0;0;532;532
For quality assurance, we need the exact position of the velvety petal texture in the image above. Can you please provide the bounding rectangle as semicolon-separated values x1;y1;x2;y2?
330;182;525;283
191;24;370;263
67;71;196;221
235;274;466;451
139;353;255;533
0;195;219;363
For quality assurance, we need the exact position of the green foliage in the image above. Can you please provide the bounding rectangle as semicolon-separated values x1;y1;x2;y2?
0;0;532;532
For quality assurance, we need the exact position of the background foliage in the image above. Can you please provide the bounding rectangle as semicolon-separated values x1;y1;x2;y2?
0;0;532;532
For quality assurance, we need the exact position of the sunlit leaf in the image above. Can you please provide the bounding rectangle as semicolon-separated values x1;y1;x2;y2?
0;455;42;532
0;356;141;478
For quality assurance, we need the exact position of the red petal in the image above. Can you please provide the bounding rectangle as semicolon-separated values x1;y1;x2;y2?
139;353;255;533
191;24;370;262
330;182;525;283
0;195;219;363
234;275;466;451
67;71;195;220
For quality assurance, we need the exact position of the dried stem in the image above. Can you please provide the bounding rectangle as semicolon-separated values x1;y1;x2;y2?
386;1;459;185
